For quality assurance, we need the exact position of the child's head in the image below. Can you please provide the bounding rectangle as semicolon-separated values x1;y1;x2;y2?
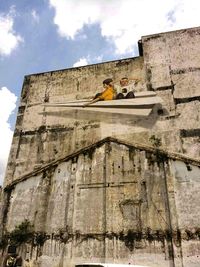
120;77;129;86
103;78;113;88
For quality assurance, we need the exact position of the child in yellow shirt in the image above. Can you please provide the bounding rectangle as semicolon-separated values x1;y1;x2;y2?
83;78;116;107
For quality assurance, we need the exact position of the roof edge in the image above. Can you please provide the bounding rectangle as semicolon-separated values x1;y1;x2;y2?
4;136;200;191
24;56;142;78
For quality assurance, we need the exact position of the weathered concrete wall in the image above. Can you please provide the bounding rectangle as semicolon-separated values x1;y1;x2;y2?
0;186;3;234
5;28;200;189
4;57;146;187
142;26;200;160
3;139;200;267
1;27;200;267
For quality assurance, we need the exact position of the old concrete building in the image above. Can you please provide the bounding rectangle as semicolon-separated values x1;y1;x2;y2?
0;27;200;267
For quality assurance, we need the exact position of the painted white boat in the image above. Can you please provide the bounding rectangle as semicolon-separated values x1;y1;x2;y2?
43;96;162;108
42;91;162;116
59;91;157;104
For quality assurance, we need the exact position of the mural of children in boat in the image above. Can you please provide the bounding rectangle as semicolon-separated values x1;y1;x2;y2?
84;77;140;107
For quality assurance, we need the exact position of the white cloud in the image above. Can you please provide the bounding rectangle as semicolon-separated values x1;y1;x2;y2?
0;87;17;185
73;57;89;67
0;9;23;56
31;10;40;23
49;0;100;39
73;54;103;67
49;0;200;55
94;55;103;62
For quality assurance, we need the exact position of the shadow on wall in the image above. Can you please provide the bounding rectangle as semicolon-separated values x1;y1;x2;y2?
39;104;163;129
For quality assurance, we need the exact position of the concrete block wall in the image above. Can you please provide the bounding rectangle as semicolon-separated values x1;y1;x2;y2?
3;140;200;267
142;26;200;158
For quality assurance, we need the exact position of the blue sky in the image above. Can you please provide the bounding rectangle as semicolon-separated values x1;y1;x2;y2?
0;0;200;184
